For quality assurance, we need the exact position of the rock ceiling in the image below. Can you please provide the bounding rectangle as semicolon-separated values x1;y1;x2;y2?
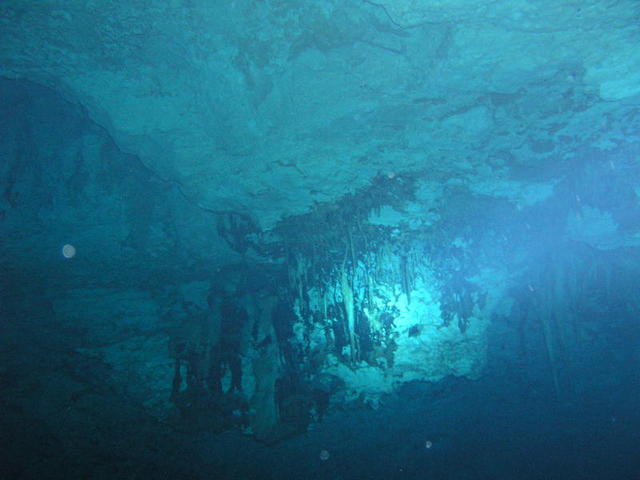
2;0;638;231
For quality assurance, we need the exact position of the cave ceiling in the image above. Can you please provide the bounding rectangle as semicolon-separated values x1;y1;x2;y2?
1;0;639;271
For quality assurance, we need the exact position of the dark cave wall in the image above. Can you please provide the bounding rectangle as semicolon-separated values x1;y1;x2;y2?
0;78;239;287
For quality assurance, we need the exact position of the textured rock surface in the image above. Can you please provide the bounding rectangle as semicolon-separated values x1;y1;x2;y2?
2;0;638;228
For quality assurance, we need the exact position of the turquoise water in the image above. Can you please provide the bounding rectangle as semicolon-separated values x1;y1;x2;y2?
2;2;640;479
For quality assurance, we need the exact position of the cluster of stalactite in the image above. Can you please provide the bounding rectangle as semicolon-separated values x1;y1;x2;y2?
168;295;249;433
513;242;639;400
165;272;332;442
277;175;486;368
167;173;493;441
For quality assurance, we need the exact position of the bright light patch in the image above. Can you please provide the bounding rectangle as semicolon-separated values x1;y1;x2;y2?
62;244;76;259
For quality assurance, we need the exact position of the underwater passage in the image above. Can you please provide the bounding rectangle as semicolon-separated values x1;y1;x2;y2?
1;1;640;478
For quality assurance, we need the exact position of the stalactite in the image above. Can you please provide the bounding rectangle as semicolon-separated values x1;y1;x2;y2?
540;264;563;401
292;253;307;316
540;310;561;400
347;226;356;274
341;266;357;363
366;271;374;312
400;255;411;304
170;359;182;402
